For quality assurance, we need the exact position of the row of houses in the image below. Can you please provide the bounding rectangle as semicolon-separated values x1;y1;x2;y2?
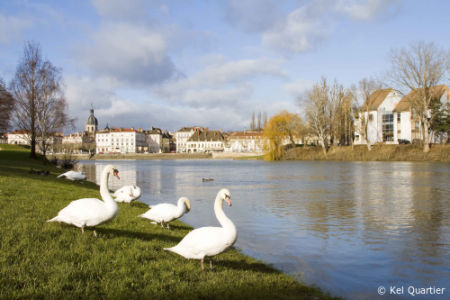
4;108;267;154
5;126;266;155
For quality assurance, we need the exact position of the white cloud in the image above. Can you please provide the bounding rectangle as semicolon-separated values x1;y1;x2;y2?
336;0;402;21
283;79;314;97
155;57;286;108
262;4;331;54
92;0;149;20
223;0;403;55
79;23;176;86
224;0;281;32
0;13;32;44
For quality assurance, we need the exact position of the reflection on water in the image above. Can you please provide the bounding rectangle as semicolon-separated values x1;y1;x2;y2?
78;160;450;299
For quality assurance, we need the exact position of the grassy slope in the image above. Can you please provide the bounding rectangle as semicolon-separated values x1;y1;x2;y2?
283;144;450;162
0;145;335;299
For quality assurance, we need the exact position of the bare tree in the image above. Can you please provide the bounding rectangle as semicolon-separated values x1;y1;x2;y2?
302;78;330;157
36;61;73;157
388;41;449;152
0;78;15;133
351;78;383;151
328;80;346;146
10;41;72;158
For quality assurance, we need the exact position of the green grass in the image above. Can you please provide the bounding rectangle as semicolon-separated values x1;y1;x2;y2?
283;144;450;162
0;145;336;299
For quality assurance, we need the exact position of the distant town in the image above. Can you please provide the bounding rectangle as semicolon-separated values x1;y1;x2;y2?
3;83;449;157
4;108;270;155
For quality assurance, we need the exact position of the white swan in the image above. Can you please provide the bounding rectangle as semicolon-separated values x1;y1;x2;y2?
113;184;142;203
164;188;237;270
48;164;120;237
139;197;191;229
57;170;86;181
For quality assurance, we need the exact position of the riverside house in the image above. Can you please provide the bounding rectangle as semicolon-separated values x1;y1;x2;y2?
96;127;147;154
354;88;402;145
393;85;449;144
175;126;203;153
224;130;265;153
186;128;225;153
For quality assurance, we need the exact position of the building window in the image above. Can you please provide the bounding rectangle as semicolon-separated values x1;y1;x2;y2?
397;113;401;122
382;113;394;142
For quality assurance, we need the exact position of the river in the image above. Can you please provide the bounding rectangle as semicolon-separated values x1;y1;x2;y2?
77;159;450;299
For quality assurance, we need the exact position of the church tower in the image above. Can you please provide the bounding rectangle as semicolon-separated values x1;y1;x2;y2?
85;108;98;135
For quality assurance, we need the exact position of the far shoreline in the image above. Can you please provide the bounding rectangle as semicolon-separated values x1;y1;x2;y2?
50;144;450;162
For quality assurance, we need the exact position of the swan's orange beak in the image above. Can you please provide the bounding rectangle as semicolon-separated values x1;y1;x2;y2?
113;169;120;180
225;195;232;206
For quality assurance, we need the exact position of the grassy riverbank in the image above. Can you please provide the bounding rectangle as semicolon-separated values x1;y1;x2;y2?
0;145;335;299
282;144;450;162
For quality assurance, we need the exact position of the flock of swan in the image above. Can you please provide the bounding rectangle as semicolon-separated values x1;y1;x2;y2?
49;164;237;270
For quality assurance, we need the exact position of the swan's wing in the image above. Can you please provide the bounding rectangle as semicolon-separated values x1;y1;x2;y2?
172;227;228;257
53;198;106;226
113;185;130;197
141;203;178;222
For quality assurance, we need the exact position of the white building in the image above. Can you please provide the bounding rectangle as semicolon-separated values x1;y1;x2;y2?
7;130;29;145
354;89;402;145
175;127;202;153
393;85;449;144
186;130;224;153
225;131;265;153
96;127;147;154
145;128;163;153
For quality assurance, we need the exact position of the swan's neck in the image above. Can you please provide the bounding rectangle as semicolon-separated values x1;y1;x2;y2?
176;199;187;218
214;196;236;235
100;169;117;210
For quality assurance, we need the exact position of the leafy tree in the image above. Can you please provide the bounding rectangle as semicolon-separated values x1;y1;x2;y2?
263;111;305;160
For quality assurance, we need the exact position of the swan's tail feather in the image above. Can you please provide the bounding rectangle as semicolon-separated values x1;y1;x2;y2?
47;216;58;222
56;174;64;178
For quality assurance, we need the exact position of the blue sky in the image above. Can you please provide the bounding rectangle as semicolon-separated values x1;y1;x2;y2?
1;0;449;132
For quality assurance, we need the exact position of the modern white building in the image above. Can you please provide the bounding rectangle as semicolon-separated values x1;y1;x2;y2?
186;130;224;153
175;127;202;153
393;85;449;144
96;127;147;154
354;89;402;145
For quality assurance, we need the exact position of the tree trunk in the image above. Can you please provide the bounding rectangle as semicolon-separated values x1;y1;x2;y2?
320;136;328;158
30;133;37;158
422;120;430;152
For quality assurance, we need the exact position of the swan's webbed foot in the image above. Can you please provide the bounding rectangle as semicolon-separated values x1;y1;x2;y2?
93;228;98;237
166;223;170;230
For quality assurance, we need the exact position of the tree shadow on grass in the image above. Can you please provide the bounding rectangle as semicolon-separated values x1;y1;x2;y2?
96;227;180;243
